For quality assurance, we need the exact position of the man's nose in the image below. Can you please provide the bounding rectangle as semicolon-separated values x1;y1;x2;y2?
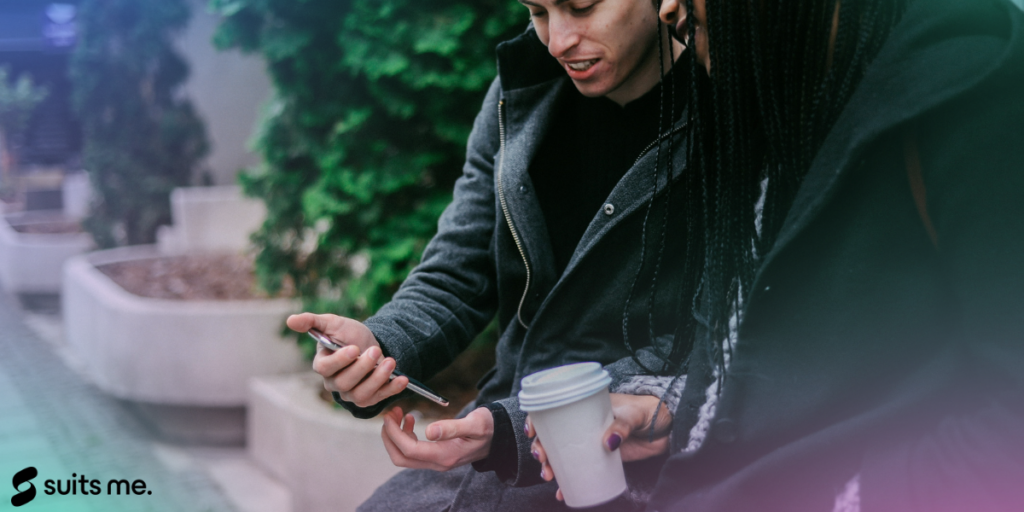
546;17;582;58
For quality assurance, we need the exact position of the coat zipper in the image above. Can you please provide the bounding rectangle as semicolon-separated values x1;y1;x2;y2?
497;99;533;330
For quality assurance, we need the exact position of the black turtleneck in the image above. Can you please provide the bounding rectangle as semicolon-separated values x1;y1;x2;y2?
528;57;689;276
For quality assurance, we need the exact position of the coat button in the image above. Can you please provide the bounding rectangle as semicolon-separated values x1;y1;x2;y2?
519;185;527;194
603;203;615;216
713;419;738;444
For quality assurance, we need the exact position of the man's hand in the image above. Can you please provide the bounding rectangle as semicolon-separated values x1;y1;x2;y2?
287;312;408;408
380;406;494;472
528;393;673;501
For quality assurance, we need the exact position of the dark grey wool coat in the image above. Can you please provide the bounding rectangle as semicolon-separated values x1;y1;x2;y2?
350;27;690;511
645;0;1024;511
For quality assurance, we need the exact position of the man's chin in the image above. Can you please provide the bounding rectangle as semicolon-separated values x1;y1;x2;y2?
570;79;612;99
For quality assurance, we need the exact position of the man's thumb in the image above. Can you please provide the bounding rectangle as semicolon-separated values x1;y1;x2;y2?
426;419;461;441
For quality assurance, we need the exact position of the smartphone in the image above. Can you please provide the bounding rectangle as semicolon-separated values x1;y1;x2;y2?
307;328;449;406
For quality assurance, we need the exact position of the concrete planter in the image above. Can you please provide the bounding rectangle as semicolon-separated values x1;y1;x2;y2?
62;245;303;406
62;171;92;219
249;374;423;512
157;185;266;254
0;211;93;293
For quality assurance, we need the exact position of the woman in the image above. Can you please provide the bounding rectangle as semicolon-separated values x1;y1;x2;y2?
531;0;1024;510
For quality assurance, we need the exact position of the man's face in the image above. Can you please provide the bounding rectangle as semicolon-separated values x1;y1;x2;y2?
519;0;663;105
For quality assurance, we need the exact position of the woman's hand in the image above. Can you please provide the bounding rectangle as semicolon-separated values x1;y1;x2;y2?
380;406;495;471
527;393;673;501
287;312;408;408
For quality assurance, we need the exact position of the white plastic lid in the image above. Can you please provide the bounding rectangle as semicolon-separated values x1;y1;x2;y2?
519;362;612;412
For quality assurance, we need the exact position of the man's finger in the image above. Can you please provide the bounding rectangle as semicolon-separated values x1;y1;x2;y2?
285;312;319;333
370;375;408;404
346;355;395;403
425;418;465;441
382;413;452;470
381;428;443;471
401;412;417;437
385;414;444;460
322;315;379;354
426;408;489;441
331;346;382;392
312;344;360;377
381;416;429;470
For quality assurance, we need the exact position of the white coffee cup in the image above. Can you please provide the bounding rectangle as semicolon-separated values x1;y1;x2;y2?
519;362;627;508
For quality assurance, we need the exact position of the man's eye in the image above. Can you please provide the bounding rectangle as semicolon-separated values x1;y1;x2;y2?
529;9;546;18
570;3;595;14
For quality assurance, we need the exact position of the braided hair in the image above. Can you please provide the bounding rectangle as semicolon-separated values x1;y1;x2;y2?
620;1;693;378
677;0;910;380
624;0;910;386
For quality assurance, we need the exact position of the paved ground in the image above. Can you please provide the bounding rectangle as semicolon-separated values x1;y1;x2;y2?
0;291;250;512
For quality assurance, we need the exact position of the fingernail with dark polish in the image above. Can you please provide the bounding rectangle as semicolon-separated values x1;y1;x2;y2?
532;450;540;461
525;421;531;436
607;433;622;451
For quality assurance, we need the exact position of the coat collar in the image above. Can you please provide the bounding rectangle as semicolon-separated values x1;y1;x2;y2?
496;26;564;94
756;0;1022;283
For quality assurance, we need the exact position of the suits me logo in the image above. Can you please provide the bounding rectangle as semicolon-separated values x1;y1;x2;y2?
11;466;37;507
9;466;153;505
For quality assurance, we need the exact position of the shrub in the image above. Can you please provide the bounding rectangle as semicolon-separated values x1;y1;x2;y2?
212;0;524;353
0;67;49;189
70;0;209;247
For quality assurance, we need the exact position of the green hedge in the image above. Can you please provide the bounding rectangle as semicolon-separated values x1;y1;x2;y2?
71;0;209;247
212;0;524;352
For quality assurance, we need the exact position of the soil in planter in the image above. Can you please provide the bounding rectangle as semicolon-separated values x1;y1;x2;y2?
97;254;293;300
10;220;83;234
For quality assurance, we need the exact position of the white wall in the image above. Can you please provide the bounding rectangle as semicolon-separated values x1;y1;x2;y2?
175;0;272;185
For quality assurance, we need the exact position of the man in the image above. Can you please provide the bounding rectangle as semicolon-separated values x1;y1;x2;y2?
288;0;690;509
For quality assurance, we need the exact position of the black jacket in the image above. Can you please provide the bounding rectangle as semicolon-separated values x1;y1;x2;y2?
649;1;1024;510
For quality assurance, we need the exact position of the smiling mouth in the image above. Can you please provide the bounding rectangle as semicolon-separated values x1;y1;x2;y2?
565;59;599;72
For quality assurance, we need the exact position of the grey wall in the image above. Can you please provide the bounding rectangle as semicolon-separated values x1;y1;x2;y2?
175;0;272;185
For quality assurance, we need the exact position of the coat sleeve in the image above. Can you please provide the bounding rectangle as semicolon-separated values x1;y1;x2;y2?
860;70;1024;511
337;78;502;419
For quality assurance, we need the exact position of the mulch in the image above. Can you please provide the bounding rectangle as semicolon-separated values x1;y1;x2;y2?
96;254;292;301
